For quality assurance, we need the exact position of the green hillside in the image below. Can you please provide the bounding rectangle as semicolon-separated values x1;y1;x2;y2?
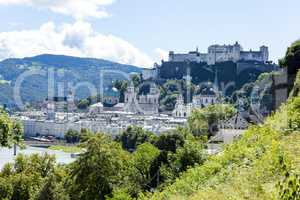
0;54;142;108
143;74;300;199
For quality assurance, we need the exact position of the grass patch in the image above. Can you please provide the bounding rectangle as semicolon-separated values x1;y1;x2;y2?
0;79;10;85
48;145;82;153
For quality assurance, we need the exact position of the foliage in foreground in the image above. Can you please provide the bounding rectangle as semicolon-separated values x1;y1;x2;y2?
140;93;300;200
0;124;207;200
188;104;236;136
0;109;23;148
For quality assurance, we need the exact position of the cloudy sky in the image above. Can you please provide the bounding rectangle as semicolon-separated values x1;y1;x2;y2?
0;0;299;68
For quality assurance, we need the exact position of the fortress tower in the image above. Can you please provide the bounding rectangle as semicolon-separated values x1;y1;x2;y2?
260;45;269;63
232;41;242;62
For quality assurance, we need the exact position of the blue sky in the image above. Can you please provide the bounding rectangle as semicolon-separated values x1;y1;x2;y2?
0;0;299;67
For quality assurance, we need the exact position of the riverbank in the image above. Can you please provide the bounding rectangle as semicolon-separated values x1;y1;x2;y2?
24;139;82;153
0;146;76;169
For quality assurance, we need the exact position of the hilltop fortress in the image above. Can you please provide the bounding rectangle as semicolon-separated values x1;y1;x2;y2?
142;42;277;91
168;42;269;65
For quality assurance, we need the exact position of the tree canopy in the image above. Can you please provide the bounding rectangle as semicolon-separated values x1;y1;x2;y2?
0;109;23;148
279;40;300;75
68;134;130;200
115;126;157;152
188;104;236;136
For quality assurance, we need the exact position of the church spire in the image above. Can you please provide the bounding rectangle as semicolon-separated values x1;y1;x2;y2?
176;94;184;105
213;69;219;92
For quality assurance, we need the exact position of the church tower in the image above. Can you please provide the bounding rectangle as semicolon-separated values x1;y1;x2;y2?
124;82;139;113
124;82;136;103
176;94;184;105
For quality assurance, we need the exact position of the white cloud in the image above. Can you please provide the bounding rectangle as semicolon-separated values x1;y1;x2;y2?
0;21;154;68
0;0;115;19
154;48;169;62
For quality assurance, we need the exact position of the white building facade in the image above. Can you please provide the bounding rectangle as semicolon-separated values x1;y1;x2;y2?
124;83;159;115
172;91;219;118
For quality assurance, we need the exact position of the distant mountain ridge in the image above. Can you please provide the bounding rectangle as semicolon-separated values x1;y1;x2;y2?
0;54;143;109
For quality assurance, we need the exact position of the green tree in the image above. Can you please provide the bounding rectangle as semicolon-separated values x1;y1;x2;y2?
154;130;185;153
0;154;57;200
64;129;80;143
157;133;207;184
116;126;157;152
68;134;130;200
0;177;13;200
79;128;94;142
12;120;24;155
0;109;13;147
279;40;300;75
159;80;196;111
159;94;178;111
188;104;236;136
77;99;90;110
113;80;128;103
188;109;209;136
0;110;24;153
170;139;206;173
130;143;160;193
130;73;142;88
34;174;70;200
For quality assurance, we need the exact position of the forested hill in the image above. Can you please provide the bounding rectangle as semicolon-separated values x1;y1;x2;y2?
0;54;142;108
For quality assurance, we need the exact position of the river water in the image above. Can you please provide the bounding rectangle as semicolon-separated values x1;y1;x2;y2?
0;146;76;169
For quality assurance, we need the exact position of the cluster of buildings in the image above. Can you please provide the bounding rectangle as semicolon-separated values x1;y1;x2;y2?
17;110;185;139
169;42;269;65
16;74;265;140
17;78;226;138
16;83;178;138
